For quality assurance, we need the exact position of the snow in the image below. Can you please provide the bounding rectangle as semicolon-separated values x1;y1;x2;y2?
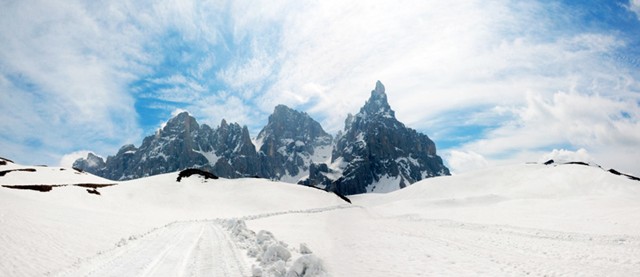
86;157;100;168
249;163;640;276
310;145;332;164
279;168;308;184
0;161;343;276
276;143;334;184
2;160;640;276
365;174;404;193
355;132;366;146
195;150;220;165
253;136;265;152
0;164;113;186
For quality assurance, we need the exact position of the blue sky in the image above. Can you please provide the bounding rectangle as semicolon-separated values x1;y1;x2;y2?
1;0;640;175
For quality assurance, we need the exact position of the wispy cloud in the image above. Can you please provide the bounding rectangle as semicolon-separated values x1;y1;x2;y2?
1;0;639;176
627;0;640;20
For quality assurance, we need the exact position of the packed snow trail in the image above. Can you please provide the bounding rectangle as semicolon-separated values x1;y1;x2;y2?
59;222;248;277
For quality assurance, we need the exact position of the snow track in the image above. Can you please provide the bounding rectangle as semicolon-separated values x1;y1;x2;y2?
58;222;248;277
54;206;353;277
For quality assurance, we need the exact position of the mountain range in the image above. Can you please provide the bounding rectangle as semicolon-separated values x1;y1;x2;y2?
74;81;450;194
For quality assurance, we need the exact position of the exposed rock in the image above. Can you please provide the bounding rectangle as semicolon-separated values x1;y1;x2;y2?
256;105;333;182
324;81;450;195
74;81;449;195
74;112;257;180
176;168;219;182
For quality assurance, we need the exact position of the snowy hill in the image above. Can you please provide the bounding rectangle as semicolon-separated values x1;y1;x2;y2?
0;158;114;190
2;157;640;276
0;159;346;276
250;162;640;276
359;163;640;235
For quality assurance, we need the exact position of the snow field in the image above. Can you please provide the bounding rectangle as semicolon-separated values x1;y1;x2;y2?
248;207;640;276
3;160;640;276
248;163;640;276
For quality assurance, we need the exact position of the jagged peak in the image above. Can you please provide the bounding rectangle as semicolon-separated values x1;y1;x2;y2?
274;104;293;113
167;111;192;123
358;80;395;119
271;104;313;121
373;80;385;98
164;111;198;131
116;144;137;155
86;152;103;160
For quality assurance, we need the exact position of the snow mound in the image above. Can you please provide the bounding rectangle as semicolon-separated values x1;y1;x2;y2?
287;254;326;277
222;219;327;277
299;243;312;254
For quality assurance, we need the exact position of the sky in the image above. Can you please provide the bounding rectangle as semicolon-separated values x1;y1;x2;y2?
1;0;640;176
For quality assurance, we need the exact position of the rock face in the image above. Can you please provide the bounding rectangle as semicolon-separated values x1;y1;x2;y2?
73;112;259;180
256;105;333;182
208;119;260;178
74;81;450;194
304;81;450;195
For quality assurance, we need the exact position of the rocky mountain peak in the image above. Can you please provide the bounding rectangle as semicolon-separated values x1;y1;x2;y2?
273;104;294;116
259;105;330;142
256;104;333;182
162;111;199;136
318;81;449;195
359;80;395;119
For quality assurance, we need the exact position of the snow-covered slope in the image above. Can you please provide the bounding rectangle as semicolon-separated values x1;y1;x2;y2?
358;163;640;234
3;158;640;276
0;161;114;186
249;163;640;276
0;159;344;276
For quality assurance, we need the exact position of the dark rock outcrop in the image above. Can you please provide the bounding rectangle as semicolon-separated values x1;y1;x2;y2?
177;168;219;182
0;168;37;177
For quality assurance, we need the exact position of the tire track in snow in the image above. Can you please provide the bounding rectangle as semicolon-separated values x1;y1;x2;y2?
58;222;248;277
56;205;354;277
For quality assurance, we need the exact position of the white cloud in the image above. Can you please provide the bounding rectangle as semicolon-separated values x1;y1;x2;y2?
446;150;490;174
0;0;150;164
538;149;593;164
216;1;636;136
58;150;94;168
455;90;640;174
628;0;640;20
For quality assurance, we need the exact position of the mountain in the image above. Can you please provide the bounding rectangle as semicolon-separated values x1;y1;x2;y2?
73;112;260;180
302;81;450;195
73;106;330;182
74;81;449;194
207;119;260;178
256;105;333;182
